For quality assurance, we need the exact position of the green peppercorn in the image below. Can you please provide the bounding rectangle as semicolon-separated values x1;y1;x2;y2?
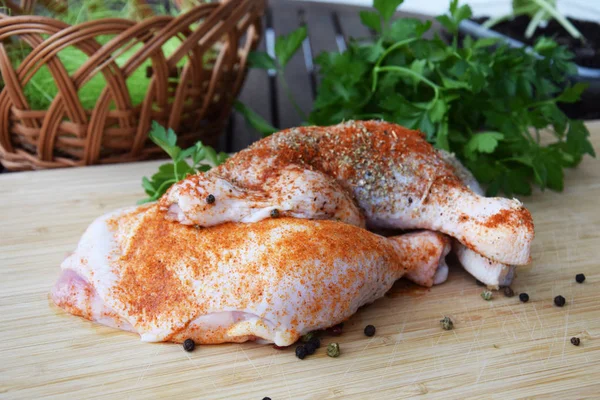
440;316;453;330
481;290;493;301
327;342;340;357
301;332;315;343
183;338;195;352
206;194;215;204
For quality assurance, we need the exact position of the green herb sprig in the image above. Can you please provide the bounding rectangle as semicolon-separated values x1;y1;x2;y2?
234;26;308;136
139;121;228;204
237;0;595;197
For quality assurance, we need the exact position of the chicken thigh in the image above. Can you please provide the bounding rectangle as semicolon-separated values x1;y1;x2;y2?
52;204;450;346
161;120;534;266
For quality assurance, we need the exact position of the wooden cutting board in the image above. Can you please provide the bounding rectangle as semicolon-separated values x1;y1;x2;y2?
1;123;599;400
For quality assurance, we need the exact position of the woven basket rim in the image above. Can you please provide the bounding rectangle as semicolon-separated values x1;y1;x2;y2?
0;0;266;171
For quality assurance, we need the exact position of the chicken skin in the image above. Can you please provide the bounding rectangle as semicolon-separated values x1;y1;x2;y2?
52;204;450;346
161;120;534;267
439;149;516;288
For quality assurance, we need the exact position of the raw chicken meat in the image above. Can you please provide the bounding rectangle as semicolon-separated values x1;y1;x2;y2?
52;204;450;345
161;120;534;266
438;149;516;288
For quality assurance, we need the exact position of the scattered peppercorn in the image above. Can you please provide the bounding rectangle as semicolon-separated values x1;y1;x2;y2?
270;209;280;218
301;332;315;343
503;287;514;297
519;293;529;303
571;337;580;346
305;342;318;355
183;338;195;352
440;316;453;330
309;337;321;349
295;345;307;360
327;342;340;357
554;295;566;307
481;290;493;301
476;280;485;287
364;325;376;337
262;398;271;400
576;274;586;283
206;194;215;204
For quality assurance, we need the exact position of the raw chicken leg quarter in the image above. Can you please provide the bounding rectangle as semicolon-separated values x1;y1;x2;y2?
162;120;534;266
52;204;450;346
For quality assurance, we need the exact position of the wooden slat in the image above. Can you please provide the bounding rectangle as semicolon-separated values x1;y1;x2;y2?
227;17;272;153
302;2;342;95
0;122;599;399
333;2;373;44
269;1;313;130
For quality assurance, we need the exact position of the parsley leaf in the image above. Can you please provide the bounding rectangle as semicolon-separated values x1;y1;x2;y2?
360;11;382;32
247;51;277;70
275;26;307;68
464;132;504;160
139;122;229;204
373;0;404;24
234;101;278;137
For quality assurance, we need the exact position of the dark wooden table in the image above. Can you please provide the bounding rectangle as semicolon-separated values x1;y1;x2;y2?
222;0;436;153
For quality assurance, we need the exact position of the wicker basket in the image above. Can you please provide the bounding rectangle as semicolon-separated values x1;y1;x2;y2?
0;0;265;170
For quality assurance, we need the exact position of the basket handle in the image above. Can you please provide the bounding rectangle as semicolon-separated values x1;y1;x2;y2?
12;0;156;19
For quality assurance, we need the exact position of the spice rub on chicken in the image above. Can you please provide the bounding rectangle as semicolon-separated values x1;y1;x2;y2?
161;120;534;267
52;204;450;346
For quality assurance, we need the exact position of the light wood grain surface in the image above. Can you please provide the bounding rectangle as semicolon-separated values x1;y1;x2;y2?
1;123;599;400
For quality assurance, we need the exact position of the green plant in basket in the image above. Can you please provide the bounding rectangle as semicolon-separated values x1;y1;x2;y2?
5;0;188;110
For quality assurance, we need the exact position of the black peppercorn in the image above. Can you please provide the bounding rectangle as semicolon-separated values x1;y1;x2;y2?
364;325;376;337
519;293;529;303
570;337;580;346
206;194;215;204
262;398;272;400
554;295;566;307
304;342;317;355
503;287;514;297
183;338;195;352
270;209;280;218
295;345;307;360
576;274;586;283
309;337;321;349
